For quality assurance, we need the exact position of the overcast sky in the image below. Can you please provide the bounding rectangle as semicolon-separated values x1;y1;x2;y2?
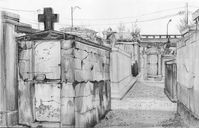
1;0;199;34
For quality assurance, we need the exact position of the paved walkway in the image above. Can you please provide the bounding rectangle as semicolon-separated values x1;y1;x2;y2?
95;80;187;128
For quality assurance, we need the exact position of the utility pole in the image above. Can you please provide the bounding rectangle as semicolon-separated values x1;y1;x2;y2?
71;7;73;28
167;19;172;38
166;19;172;49
71;6;81;30
186;2;188;25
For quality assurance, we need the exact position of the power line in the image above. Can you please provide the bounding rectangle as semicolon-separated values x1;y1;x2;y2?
0;6;185;23
189;5;199;9
28;12;180;28
20;12;184;30
0;7;36;13
67;6;184;21
138;13;180;23
6;5;186;29
0;5;194;21
76;13;181;27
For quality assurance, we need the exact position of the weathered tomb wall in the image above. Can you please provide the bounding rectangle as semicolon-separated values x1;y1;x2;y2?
18;40;34;125
0;11;19;127
177;30;199;118
17;39;111;128
110;46;137;99
61;40;111;128
0;11;5;127
115;42;140;74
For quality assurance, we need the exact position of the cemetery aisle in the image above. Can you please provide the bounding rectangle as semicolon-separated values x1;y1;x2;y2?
95;80;187;128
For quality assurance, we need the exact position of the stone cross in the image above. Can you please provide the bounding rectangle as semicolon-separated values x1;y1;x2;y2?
38;7;59;30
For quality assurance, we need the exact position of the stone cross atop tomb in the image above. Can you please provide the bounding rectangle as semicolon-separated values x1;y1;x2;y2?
38;7;59;30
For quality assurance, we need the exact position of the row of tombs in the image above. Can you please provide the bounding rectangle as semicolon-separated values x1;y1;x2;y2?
0;8;175;128
164;10;199;125
165;29;199;122
0;9;140;128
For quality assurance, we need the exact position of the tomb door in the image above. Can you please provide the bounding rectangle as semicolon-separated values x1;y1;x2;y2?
146;47;160;78
147;54;158;77
34;40;61;122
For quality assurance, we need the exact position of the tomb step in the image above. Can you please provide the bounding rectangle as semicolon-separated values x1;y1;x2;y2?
30;122;61;128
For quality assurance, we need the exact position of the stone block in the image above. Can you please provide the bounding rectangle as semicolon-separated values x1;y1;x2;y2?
81;95;93;113
90;48;97;55
62;56;75;82
93;85;100;108
75;82;94;113
102;55;106;63
61;40;73;50
74;48;88;60
73;48;82;59
74;70;83;82
93;71;103;81
82;70;93;81
105;81;111;111
105;51;110;57
104;73;110;81
75;41;81;49
75;96;84;114
30;122;61;128
62;48;73;55
86;81;94;96
75;108;98;128
75;83;85;97
80;49;88;60
89;53;97;62
82;60;92;70
104;64;110;73
18;49;33;80
61;83;75;127
6;110;18;126
34;40;61;80
75;111;86;128
88;45;94;52
35;83;61;122
75;42;88;52
18;80;33;126
74;58;82;70
92;81;111;119
98;106;105;119
74;69;93;82
0;112;6;127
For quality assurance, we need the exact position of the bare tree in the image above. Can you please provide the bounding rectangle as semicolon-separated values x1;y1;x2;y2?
177;4;194;34
177;17;189;33
117;23;126;33
177;16;195;34
116;22;141;41
131;22;141;40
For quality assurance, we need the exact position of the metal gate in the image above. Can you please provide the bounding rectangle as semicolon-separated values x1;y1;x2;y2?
164;59;177;102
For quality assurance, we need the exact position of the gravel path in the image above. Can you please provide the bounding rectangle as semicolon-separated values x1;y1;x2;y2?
95;80;187;128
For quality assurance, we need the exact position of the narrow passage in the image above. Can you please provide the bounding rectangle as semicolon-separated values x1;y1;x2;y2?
95;80;187;128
